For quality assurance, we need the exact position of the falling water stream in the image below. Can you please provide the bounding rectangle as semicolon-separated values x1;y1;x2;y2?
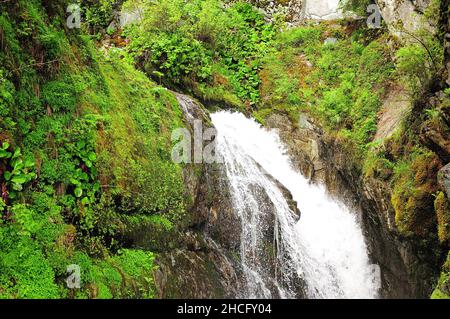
211;111;380;299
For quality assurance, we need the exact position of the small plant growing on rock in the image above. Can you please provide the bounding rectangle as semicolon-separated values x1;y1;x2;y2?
0;142;36;200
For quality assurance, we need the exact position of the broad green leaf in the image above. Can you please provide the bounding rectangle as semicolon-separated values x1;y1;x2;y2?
87;152;97;161
74;187;83;198
24;158;35;168
12;183;23;191
11;174;28;185
13;159;24;170
0;149;11;158
76;141;86;149
11;147;21;159
4;171;12;181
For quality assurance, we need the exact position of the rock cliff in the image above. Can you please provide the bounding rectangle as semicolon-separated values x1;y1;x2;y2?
265;112;441;298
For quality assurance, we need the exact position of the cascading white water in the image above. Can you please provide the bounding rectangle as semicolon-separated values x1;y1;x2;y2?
211;111;381;299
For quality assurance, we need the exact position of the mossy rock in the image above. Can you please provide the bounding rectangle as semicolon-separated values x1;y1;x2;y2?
392;152;441;237
431;252;450;299
435;192;450;246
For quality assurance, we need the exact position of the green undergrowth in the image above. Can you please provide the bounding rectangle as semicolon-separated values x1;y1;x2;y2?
123;0;278;109
0;0;187;298
0;0;449;300
256;22;395;156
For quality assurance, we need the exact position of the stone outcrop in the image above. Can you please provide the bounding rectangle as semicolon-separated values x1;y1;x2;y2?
420;92;450;163
234;0;304;24
375;0;436;35
241;0;440;36
304;0;343;20
374;86;411;141
236;0;344;24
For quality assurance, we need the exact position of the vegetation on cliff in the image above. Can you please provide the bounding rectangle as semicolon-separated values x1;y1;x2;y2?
0;0;448;299
123;0;278;108
0;0;186;298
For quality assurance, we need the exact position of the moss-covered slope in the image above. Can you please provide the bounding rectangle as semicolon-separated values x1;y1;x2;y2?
0;0;187;298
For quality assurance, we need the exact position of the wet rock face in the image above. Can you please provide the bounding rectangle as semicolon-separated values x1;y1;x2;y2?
420;93;450;163
151;94;304;298
186;159;304;298
154;233;244;299
152;94;243;298
265;112;439;298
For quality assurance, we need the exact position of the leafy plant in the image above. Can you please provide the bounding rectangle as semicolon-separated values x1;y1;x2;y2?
1;143;36;197
124;0;276;106
0;142;12;159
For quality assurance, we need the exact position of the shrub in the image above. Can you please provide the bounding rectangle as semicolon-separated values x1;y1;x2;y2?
124;0;276;105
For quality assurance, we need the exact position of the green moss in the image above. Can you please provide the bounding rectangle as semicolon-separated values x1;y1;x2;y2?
41;80;78;113
435;192;450;245
391;151;441;237
255;23;394;158
0;230;60;299
0;1;179;299
431;252;450;299
91;53;186;220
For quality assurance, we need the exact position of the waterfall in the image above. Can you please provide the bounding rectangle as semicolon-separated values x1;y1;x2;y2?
211;111;380;299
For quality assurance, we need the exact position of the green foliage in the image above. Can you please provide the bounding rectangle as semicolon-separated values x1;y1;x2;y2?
396;44;432;94
93;53;186;220
0;1;180;299
391;150;441;237
141;32;213;83
2;0;445;301
394;27;444;95
0;199;63;298
423;0;444;28
0;235;60;299
339;0;373;15
1;143;36;198
256;18;447;257
41;80;78;113
259;23;393;155
80;0;118;36
431;252;450;299
0;69;16;131
434;192;450;245
124;0;276;105
275;27;322;48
